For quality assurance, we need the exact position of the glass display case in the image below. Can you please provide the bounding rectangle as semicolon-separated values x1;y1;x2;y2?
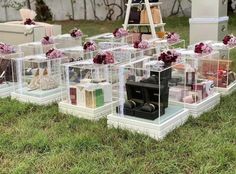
59;59;115;120
0;51;23;97
173;49;221;117
11;54;69;104
210;42;236;95
18;42;55;56
53;34;83;49
85;32;132;50
107;54;190;140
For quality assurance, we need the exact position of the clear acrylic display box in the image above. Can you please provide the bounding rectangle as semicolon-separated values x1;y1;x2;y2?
107;55;190;140
59;46;99;61
85;33;133;50
18;42;55;56
53;34;82;49
173;49;221;117
0;51;23;97
210;42;236;95
59;59;116;120
11;54;69;105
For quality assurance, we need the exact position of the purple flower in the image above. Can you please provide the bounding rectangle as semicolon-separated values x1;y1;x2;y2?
93;51;114;64
24;18;35;25
0;43;15;54
70;28;83;38
83;41;97;52
41;36;54;45
158;50;180;67
133;40;150;49
223;35;236;46
167;32;180;44
46;48;64;59
113;28;128;38
194;42;213;54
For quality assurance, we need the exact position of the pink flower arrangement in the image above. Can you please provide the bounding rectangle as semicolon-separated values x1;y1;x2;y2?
133;40;150;49
194;42;213;54
158;50;180;67
70;28;83;38
223;35;236;46
93;51;115;64
46;48;64;59
0;43;15;54
83;41;97;52
24;18;35;25
166;32;180;44
41;36;54;45
113;28;128;38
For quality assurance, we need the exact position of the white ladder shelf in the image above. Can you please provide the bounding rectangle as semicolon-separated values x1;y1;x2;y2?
123;0;165;39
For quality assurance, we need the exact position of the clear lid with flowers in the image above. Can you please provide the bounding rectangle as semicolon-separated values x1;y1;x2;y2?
0;42;23;96
18;35;56;56
111;49;187;124
53;28;83;49
85;28;133;50
11;48;69;99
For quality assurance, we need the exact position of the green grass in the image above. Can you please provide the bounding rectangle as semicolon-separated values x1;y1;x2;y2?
1;16;236;173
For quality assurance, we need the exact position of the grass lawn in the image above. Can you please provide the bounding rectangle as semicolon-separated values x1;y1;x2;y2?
0;16;236;173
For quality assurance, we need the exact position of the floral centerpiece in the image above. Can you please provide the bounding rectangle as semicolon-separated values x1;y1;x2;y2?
194;42;213;54
166;32;180;44
223;34;236;46
46;48;64;59
113;28;128;38
93;51;114;64
83;41;97;52
0;43;15;54
41;36;54;45
133;40;150;49
158;50;180;67
70;28;83;38
24;18;36;25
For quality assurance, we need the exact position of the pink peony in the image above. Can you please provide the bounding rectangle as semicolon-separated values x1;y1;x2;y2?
194;42;213;54
70;28;83;38
93;51;114;64
158;50;180;67
41;36;54;45
133;40;150;49
83;41;97;52
113;28;128;38
46;48;64;59
0;43;15;54
167;32;180;44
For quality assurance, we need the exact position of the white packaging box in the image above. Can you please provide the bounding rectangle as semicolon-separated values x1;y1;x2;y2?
192;0;228;18
189;17;228;44
0;23;61;45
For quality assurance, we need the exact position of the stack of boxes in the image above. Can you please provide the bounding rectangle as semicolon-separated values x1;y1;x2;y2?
190;0;229;44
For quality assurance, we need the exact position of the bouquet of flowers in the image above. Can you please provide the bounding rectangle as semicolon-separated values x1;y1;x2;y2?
223;35;236;46
46;48;64;59
0;43;15;54
70;28;83;38
133;40;150;49
166;32;180;44
194;42;213;54
113;28;128;38
41;36;54;45
158;50;180;67
83;41;97;52
93;51;115;64
24;18;36;25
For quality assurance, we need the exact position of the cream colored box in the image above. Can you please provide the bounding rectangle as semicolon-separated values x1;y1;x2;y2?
189;17;228;44
0;23;61;45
